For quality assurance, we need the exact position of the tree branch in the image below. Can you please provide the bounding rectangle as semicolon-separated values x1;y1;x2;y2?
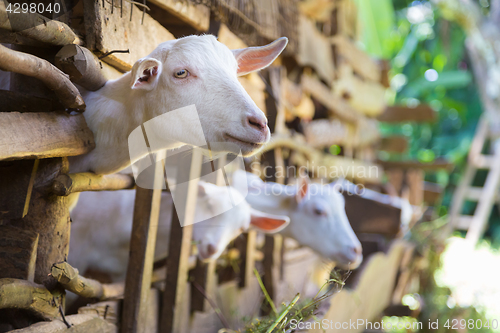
0;278;62;320
52;173;135;196
51;262;124;300
0;45;85;110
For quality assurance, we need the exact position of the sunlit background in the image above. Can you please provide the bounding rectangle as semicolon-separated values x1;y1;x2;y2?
351;0;500;332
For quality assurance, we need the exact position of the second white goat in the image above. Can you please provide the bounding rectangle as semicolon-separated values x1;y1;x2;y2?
69;182;289;281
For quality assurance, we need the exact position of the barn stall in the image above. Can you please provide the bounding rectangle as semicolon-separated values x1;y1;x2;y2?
0;0;443;332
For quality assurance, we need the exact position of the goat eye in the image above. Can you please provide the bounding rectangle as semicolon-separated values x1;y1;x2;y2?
174;69;189;78
314;208;326;216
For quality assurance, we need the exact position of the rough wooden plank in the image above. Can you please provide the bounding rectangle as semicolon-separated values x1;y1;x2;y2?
148;0;209;31
0;159;38;219
377;104;436;123
84;0;175;72
301;74;361;123
379;136;408;153
4;158;71;289
161;149;202;333
0;112;95;161
297;16;335;82
0;226;38;281
331;34;381;82
0;90;52;112
122;152;165;333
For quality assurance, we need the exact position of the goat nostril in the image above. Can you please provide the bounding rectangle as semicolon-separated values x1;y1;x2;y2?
247;115;266;131
207;244;217;256
354;246;362;256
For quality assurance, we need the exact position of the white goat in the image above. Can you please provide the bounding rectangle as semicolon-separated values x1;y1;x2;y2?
69;182;289;282
232;171;363;269
69;35;288;175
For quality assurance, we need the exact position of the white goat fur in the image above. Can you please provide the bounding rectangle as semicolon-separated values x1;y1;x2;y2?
232;171;363;269
69;35;287;175
69;182;289;282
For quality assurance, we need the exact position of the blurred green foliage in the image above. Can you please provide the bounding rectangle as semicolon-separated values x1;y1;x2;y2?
359;0;500;247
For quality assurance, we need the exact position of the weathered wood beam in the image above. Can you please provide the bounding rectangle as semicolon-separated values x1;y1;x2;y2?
0;278;62;320
122;151;166;333
0;226;38;281
161;150;202;333
55;45;108;92
52;173;135;196
0;112;95;161
377;105;436;123
84;0;175;72
0;1;82;46
0;90;52;112
0;44;85;110
148;0;209;31
301;74;361;123
378;158;453;171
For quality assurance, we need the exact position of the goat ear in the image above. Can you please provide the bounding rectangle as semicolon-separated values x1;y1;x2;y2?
249;208;290;233
131;58;162;90
296;171;309;203
232;37;288;76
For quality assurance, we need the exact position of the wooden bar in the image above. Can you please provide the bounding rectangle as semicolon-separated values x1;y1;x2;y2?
161;149;203;333
377;105;436;123
0;112;95;161
377;158;453;171
52;173;135;196
379;136;408;153
190;155;226;313
121;152;165;333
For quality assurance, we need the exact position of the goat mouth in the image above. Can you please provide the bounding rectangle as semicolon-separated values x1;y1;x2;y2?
223;133;264;148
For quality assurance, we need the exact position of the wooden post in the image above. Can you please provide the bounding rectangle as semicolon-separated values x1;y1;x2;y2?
3;158;71;290
161;149;202;333
121;151;166;333
190;155;226;313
